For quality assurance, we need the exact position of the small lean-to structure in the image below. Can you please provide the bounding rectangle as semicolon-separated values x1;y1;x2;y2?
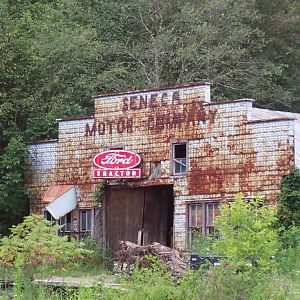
26;82;300;251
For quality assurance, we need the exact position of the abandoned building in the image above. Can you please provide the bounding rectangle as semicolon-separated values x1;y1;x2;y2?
26;82;300;251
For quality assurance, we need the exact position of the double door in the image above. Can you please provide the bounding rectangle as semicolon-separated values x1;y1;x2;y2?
106;185;173;251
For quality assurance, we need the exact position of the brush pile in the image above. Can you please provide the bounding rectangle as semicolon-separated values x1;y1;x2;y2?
115;241;188;276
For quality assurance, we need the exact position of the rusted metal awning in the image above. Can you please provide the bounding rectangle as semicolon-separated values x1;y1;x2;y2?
43;185;77;220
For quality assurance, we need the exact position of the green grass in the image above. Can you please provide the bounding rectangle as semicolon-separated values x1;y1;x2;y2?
2;264;300;300
36;264;110;278
0;267;15;276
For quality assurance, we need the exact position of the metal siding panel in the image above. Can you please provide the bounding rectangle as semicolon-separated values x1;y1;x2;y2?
46;187;77;219
43;185;74;203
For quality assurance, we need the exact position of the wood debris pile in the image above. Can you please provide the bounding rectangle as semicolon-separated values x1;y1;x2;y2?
115;241;188;276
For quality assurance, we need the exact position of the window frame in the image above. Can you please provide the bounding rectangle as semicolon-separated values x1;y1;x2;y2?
187;201;220;244
43;210;56;224
80;209;92;232
171;142;188;176
205;202;220;236
59;212;73;232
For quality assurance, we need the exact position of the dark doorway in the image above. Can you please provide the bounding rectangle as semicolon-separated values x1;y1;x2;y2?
106;185;173;252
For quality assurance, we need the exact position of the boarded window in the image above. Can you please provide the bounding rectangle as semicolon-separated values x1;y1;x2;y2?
172;143;187;174
80;210;92;232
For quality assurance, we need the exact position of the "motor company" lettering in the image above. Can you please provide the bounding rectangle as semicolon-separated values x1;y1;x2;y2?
85;90;218;136
86;117;133;136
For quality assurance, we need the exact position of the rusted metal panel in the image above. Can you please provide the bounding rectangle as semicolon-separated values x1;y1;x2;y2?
43;185;74;203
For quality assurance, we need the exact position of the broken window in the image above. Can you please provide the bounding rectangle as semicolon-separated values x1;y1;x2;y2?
80;209;92;232
172;143;187;175
188;202;220;245
59;212;73;232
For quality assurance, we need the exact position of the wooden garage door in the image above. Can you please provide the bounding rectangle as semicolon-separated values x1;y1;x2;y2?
106;186;173;252
106;188;144;252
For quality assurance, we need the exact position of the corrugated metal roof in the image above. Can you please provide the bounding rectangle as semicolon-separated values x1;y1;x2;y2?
43;185;74;203
45;186;77;220
251;108;300;168
250;108;300;122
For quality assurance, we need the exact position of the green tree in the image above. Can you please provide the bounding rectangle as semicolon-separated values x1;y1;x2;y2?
0;136;29;235
213;193;279;269
85;0;299;110
0;0;102;234
169;0;293;108
255;0;300;111
277;169;300;229
0;0;102;144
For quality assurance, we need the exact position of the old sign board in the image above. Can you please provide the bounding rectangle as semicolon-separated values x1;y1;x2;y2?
93;150;141;178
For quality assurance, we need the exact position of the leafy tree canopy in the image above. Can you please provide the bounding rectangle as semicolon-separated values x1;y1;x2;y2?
0;0;299;233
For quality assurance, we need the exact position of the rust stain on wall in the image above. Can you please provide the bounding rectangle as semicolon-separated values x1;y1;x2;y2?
26;82;298;248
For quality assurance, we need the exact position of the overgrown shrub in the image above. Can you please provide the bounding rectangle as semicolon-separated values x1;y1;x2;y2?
101;263;296;300
213;193;279;270
103;258;177;300
81;235;114;271
277;168;300;229
190;233;215;255
0;215;91;271
275;169;300;278
276;227;300;279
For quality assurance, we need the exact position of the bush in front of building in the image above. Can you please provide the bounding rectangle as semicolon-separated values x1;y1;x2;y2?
99;261;295;300
277;168;300;230
275;169;300;277
80;235;114;272
212;193;279;270
0;214;92;271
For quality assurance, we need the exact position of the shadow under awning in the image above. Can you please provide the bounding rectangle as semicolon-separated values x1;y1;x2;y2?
43;185;77;220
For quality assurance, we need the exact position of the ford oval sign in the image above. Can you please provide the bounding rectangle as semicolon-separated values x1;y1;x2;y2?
93;150;141;179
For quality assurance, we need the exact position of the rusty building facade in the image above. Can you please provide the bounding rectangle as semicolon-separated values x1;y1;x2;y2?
27;82;300;251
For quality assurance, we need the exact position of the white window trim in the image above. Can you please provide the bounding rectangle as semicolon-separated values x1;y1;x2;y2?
171;142;188;176
80;209;92;232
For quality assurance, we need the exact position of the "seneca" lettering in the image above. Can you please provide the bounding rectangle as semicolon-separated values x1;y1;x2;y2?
122;91;180;112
